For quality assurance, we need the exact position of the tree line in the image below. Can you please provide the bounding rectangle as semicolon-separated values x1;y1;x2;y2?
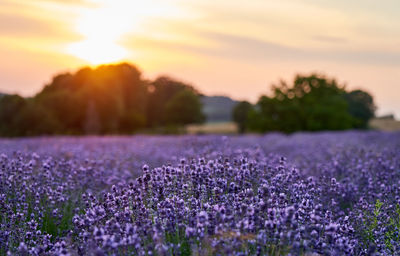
0;63;205;136
0;64;376;136
233;74;376;133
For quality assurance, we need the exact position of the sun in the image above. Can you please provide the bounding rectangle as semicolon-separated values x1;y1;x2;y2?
67;40;127;65
66;0;137;65
66;0;187;65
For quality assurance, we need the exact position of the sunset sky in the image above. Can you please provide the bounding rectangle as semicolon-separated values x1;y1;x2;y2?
0;0;399;117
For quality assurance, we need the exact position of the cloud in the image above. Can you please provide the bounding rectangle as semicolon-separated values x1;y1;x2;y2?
38;0;91;5
126;28;400;67
0;0;91;7
0;12;76;39
312;35;348;43
0;0;82;41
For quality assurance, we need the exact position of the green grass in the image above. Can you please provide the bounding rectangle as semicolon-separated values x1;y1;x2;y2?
362;199;400;254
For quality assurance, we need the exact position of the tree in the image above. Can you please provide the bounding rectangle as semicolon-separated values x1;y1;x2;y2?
11;100;61;136
247;74;357;133
35;63;147;134
0;63;207;136
83;100;101;135
35;90;85;134
0;95;27;136
119;110;146;133
165;90;205;125
345;90;375;129
232;101;253;133
147;76;199;127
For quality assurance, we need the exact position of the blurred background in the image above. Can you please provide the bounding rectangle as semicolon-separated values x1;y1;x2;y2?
0;0;399;135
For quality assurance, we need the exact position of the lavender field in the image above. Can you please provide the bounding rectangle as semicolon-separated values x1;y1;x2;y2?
1;132;400;255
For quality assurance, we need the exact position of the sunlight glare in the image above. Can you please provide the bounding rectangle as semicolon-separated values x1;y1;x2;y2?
67;0;175;65
67;40;127;65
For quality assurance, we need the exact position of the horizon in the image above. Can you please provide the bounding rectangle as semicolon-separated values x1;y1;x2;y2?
0;0;399;118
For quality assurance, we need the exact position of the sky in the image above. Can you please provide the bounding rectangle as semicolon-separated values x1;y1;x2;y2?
0;0;399;117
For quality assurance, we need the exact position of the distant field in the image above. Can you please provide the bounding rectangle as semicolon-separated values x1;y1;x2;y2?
369;118;400;131
185;119;400;135
186;121;238;134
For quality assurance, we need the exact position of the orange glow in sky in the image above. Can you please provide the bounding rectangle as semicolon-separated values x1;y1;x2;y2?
0;0;399;117
65;0;182;64
66;0;129;64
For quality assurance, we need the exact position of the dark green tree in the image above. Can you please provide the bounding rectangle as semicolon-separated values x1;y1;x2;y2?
232;101;253;133
248;74;357;133
0;63;207;136
11;100;61;136
147;76;198;127
345;90;375;129
165;90;205;125
35;90;85;134
0;95;27;136
36;63;147;134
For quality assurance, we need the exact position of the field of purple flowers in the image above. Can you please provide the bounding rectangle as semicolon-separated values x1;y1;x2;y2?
1;132;399;255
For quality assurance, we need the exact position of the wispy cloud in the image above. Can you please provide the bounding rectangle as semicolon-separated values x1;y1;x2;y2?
312;35;348;44
125;27;400;67
0;12;78;39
